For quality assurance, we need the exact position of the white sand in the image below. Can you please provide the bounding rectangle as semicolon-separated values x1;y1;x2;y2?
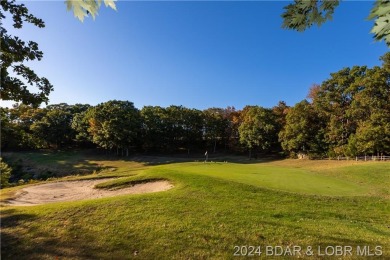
6;178;173;206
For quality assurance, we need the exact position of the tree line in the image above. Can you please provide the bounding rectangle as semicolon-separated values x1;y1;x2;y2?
2;54;389;158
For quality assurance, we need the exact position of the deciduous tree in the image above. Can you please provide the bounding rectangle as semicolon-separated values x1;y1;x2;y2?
203;108;229;153
310;66;367;155
282;0;390;46
30;107;74;148
140;106;169;152
88;100;141;156
279;100;326;158
239;106;277;158
1;0;53;107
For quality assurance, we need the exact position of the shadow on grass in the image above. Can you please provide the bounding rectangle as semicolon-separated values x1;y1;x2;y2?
3;150;288;182
117;154;286;166
2;151;117;181
1;208;108;259
249;218;388;251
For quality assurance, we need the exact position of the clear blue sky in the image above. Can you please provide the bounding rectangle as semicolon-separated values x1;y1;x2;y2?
3;1;388;109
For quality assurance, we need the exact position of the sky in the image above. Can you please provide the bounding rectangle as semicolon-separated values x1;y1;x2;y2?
2;1;388;110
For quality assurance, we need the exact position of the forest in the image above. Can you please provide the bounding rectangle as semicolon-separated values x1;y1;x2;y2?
2;54;390;160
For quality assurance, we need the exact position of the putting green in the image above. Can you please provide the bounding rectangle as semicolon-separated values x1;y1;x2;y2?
156;162;368;196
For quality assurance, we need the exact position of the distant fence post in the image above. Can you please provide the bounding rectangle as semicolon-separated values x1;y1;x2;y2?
356;156;358;161
365;155;367;161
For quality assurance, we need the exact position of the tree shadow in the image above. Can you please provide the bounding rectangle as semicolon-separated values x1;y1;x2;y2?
3;150;288;181
91;153;288;166
252;218;387;250
2;151;117;182
124;155;196;166
1;208;110;259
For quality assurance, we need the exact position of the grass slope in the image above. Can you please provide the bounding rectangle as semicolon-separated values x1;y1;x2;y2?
1;152;389;259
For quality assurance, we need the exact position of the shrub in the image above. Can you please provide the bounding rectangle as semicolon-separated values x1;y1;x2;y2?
0;158;12;188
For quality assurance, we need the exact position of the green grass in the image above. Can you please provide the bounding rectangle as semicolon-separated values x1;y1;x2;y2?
1;152;389;259
162;162;369;196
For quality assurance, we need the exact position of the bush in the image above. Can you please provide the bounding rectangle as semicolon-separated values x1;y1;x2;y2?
0;157;12;188
38;170;54;180
6;158;25;183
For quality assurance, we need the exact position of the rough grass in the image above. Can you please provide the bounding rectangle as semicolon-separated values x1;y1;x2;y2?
1;152;389;259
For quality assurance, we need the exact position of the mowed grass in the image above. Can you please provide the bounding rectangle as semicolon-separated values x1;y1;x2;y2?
1;152;389;259
163;162;368;196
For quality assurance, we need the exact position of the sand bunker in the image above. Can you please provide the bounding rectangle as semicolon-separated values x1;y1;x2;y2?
6;178;173;206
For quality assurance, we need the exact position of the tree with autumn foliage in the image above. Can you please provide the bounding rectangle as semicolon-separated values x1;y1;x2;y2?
349;63;390;156
308;53;390;157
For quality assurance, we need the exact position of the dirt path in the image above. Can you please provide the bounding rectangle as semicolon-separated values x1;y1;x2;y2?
6;178;173;206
